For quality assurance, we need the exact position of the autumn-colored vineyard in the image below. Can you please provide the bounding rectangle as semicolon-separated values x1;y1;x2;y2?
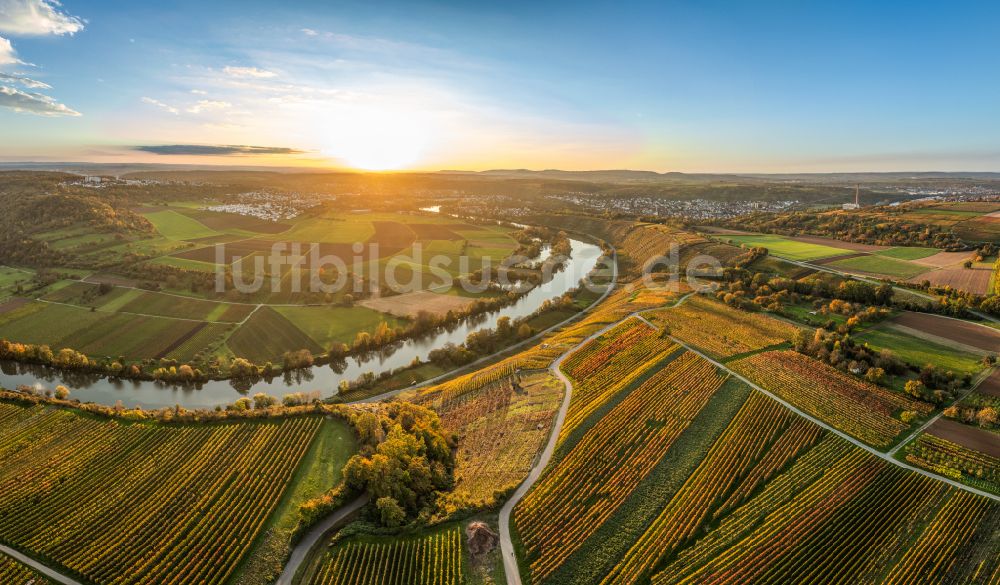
310;527;464;585
515;351;726;583
559;317;678;441
0;402;320;585
0;552;51;584
438;371;563;512
905;433;999;491
603;393;824;585
647;295;797;358
730;350;931;447
651;436;999;585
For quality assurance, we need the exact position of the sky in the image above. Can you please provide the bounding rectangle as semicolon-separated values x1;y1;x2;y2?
0;0;999;172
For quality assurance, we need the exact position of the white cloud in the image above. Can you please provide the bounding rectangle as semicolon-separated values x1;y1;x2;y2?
0;0;85;36
141;96;178;115
0;71;49;88
0;84;79;115
190;88;207;95
301;28;318;37
223;66;276;79
186;99;230;114
0;36;18;65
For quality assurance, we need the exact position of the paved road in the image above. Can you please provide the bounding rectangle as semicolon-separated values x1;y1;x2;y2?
0;545;82;585
274;494;369;585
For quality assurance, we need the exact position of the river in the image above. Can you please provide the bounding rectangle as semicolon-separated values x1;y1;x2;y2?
0;238;605;409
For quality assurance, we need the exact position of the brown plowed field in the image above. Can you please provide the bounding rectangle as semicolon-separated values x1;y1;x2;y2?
889;311;1000;352
912;251;974;267
976;369;1000;398
907;267;992;295
927;418;1000;458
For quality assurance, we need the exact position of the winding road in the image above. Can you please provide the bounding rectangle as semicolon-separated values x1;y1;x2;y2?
274;495;369;585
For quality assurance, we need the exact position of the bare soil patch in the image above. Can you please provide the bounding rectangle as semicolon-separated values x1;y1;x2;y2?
911;251;974;267
155;321;208;359
0;297;28;314
409;223;463;240
788;235;886;252
369;221;417;255
697;226;752;235
178;209;291;234
360;290;471;318
927;418;1000;458
890;311;1000;352
976;370;1000;398
907;267;992;295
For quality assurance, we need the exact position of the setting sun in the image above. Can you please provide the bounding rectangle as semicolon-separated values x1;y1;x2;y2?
319;107;430;170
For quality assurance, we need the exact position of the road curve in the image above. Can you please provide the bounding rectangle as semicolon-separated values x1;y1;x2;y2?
275;494;369;585
0;545;83;585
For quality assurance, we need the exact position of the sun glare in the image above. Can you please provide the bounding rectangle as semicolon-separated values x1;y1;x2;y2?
320;107;430;170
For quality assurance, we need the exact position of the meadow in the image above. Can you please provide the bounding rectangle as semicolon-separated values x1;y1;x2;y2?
722;234;851;261
855;324;986;376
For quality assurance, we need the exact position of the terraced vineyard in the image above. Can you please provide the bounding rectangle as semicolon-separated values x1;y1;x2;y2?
515;351;727;583
0;402;325;585
0;551;52;584
730;350;932;447
309;526;464;585
647;295;798;358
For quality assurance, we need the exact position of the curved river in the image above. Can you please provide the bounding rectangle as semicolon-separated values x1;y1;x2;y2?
0;238;605;409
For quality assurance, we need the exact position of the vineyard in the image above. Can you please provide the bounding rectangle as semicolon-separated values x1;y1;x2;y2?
0;551;51;584
904;433;1000;493
0;402;324;585
514;351;727;583
647;295;798;359
650;436;1000;585
438;371;564;512
730;350;932;447
559;317;679;441
602;393;824;585
309;526;465;585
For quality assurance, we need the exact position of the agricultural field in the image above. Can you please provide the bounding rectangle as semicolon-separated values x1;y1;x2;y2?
646;295;798;360
308;525;465;585
828;254;930;279
730;350;932;447
0;400;352;585
854;322;987;376
515;351;729;583
903;432;999;494
0;551;52;584
721;234;853;261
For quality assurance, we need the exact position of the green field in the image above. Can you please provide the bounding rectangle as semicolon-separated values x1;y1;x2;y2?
227;306;324;362
275;305;403;348
829;254;930;279
143;210;222;240
876;247;940;260
856;325;985;375
724;234;850;261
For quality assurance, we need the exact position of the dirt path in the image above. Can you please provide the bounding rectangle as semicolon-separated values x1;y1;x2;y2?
274;494;369;585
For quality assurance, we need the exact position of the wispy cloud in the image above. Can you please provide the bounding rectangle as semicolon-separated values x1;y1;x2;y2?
223;66;276;79
0;0;84;36
0;84;79;116
141;96;178;114
133;144;304;156
186;99;231;114
0;71;49;88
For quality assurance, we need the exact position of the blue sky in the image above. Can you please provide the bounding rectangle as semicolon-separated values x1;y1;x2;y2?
1;0;999;171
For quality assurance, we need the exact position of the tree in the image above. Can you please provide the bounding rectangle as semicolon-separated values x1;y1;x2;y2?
977;407;997;428
376;496;406;528
864;367;885;385
54;385;70;400
904;380;926;400
517;324;533;339
253;392;277;409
